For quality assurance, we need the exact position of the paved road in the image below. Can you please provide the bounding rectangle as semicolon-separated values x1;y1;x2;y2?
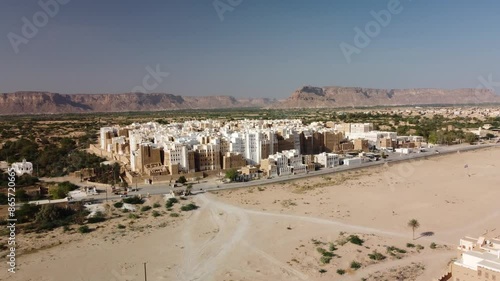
84;143;499;203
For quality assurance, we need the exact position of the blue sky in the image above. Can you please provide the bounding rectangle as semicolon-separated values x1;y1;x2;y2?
1;0;499;98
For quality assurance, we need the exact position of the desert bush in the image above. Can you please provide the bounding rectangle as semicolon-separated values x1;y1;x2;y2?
368;250;386;261
406;243;415;248
117;224;126;229
177;176;187;184
320;256;332;264
123;196;144;204
152;211;161;217
78;225;91;233
140;206;152;212
170;213;180;217
387;246;406;254
317;247;327;255
165;198;178;208
336;269;346;275
153;203;161;208
180;203;198;211
347;235;364;246
430;242;437;249
113;202;123;208
350;261;361;270
87;211;106;223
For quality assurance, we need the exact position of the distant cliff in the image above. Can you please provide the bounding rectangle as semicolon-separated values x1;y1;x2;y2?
1;87;498;115
0;92;276;115
276;86;500;108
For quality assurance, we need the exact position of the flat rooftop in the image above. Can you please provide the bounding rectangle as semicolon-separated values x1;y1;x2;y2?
464;251;500;272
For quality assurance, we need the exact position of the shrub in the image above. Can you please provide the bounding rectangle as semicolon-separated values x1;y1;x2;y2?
49;181;80;199
387;246;406;254
430;242;437;249
368;250;386;261
123;196;144;204
348;235;364;246
117;224;126;229
170;213;180;217
166;198;178;208
320;256;332;264
78;225;91;233
329;243;337;252
87;211;106;223
180;203;199;212
350;261;361;270
141;206;152;212
113;202;123;208
34;204;77;230
317;247;327;255
153;203;161;208
87;216;106;224
128;213;139;219
336;269;346;275
177;176;187;184
406;243;415;248
152;211;161;217
17;204;41;223
311;239;324;245
416;244;424;250
318;269;327;274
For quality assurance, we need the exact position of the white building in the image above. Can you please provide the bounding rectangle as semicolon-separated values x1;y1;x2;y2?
350;123;373;134
229;133;245;155
282;149;307;174
164;143;192;173
315;152;340;168
244;131;263;165
12;159;33;176
343;157;363;166
268;152;292;176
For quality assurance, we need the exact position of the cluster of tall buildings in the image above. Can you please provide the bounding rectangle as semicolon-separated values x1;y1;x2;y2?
97;119;423;178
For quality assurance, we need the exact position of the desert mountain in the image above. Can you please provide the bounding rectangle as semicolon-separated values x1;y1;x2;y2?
277;86;500;108
0;92;276;115
0;86;498;115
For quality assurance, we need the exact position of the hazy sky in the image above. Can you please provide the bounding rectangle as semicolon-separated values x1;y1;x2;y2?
1;0;500;98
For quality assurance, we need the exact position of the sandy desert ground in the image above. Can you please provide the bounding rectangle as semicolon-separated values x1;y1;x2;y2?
1;146;499;281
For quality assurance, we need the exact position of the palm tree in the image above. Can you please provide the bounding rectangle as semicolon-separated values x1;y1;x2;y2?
408;219;420;240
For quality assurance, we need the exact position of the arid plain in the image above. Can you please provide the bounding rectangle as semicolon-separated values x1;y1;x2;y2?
2;147;499;281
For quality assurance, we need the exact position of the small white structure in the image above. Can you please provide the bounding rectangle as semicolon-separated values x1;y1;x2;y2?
343;157;363;166
315;152;339;168
84;186;98;195
395;148;411;154
11;159;33;176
